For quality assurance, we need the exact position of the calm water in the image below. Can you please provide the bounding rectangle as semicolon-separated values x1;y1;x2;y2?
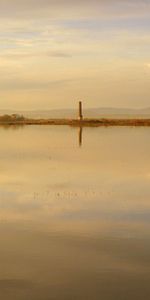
0;125;150;299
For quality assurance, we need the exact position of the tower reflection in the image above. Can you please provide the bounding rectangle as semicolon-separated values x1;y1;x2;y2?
79;126;83;147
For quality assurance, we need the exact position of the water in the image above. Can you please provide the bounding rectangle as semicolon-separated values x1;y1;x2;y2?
0;125;150;299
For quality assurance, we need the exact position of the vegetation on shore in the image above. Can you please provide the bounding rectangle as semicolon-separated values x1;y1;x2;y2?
0;114;150;126
0;114;25;123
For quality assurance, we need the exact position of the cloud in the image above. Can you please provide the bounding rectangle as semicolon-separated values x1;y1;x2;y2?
46;51;72;58
0;77;77;91
0;0;149;20
0;0;150;109
0;50;71;59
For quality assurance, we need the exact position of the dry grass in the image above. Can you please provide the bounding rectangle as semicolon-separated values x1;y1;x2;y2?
0;116;150;127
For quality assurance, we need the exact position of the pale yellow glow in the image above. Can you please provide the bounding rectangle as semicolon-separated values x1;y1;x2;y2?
0;0;150;109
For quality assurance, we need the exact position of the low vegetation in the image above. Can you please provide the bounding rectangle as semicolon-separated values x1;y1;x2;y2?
0;114;150;126
0;114;25;123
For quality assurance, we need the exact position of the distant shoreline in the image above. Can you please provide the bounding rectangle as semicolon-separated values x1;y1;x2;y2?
1;118;150;127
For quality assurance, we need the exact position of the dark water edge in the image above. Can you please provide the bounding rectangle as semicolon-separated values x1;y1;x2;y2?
0;222;150;300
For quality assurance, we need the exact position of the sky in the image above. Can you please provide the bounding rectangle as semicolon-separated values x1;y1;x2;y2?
0;0;150;110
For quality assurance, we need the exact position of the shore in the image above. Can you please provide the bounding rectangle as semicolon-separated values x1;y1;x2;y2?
1;118;150;126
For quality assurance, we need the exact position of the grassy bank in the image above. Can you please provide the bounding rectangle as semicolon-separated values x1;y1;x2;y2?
1;117;150;126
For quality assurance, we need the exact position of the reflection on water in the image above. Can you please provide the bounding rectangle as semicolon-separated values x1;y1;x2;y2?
0;125;150;300
78;126;83;147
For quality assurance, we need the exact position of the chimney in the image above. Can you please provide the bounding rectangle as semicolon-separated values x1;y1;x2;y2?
79;101;83;120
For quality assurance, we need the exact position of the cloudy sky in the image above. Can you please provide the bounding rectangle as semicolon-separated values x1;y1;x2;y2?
0;0;150;110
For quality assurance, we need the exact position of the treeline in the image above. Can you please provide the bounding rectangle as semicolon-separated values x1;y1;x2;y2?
0;114;25;123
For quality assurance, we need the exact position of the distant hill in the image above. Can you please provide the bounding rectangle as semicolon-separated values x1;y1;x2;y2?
0;107;150;119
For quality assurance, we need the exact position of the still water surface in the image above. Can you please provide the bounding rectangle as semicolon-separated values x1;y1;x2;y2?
0;125;150;299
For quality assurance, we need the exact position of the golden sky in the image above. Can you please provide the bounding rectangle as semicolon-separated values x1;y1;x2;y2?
0;0;150;110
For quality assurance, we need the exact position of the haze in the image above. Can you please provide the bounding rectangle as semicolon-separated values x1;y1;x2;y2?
0;0;150;110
